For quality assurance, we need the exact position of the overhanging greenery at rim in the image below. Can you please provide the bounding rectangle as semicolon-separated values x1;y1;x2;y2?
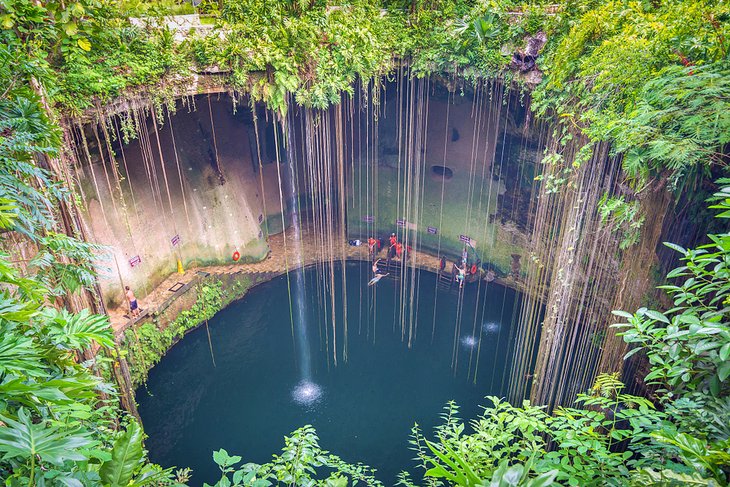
5;0;727;189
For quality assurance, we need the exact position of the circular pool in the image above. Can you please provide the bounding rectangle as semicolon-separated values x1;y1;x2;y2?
137;262;518;485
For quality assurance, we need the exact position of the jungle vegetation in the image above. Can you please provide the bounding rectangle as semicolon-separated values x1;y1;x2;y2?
0;0;728;486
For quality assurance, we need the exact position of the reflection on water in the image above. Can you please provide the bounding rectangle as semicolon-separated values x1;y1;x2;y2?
482;321;500;334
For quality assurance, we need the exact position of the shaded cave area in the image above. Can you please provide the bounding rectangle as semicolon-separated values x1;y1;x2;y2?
75;78;540;306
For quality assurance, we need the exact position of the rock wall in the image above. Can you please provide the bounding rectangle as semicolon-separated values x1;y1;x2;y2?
346;78;535;274
74;81;537;309
74;96;285;308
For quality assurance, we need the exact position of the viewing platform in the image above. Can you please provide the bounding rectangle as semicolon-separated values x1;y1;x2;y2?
108;228;518;334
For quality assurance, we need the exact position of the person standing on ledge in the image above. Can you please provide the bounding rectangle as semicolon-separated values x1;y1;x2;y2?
388;234;397;262
368;236;378;258
125;285;140;318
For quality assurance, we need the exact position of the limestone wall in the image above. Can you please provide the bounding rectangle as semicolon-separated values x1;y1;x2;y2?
76;81;536;311
346;80;535;274
75;96;284;308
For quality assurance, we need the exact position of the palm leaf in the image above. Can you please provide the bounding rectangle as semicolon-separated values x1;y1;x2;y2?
42;307;115;350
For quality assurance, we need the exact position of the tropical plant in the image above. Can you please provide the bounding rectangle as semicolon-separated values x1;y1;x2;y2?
598;195;645;249
205;426;383;487
613;182;730;400
611;181;730;485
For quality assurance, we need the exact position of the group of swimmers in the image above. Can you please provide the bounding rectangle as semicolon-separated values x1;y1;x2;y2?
366;233;407;261
367;232;407;286
366;234;481;289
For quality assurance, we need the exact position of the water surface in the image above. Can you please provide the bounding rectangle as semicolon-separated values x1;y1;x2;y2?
138;262;518;485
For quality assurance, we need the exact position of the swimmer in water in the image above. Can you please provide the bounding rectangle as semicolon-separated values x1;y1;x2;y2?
368;259;389;286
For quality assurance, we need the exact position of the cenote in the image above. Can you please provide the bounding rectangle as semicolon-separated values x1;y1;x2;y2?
138;263;518;484
4;1;729;486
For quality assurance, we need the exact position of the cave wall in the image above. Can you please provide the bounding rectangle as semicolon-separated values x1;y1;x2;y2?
75;80;537;309
74;96;284;308
346;78;535;274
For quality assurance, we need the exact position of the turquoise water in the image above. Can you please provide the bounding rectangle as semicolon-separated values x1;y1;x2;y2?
137;262;518;485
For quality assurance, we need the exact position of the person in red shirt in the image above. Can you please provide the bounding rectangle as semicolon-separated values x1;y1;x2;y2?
367;237;377;257
396;242;403;259
388;233;397;261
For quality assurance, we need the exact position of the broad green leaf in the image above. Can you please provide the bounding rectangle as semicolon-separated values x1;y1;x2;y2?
64;22;78;36
720;343;730;362
0;409;90;465
43;308;114;350
0;330;44;377
663;242;687;254
718;361;730;382
99;421;144;487
644;310;669;324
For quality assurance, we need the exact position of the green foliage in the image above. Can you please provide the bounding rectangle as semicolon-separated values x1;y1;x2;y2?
0;408;91;465
611;182;730;485
43;307;116;350
612;188;730;399
122;277;251;386
396;377;674;486
206;425;383;487
0;246;176;485
422;441;558;487
29;231;108;295
99;420;144;487
0;91;68;238
598;195;645;249
607;63;730;187
533;0;730;185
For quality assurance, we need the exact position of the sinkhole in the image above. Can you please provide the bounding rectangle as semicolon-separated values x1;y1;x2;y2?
137;262;519;485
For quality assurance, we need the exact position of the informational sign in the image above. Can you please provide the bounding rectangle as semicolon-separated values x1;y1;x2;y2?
427;226;438;235
396;218;406;227
362;215;375;223
459;235;476;246
129;255;142;267
171;234;181;247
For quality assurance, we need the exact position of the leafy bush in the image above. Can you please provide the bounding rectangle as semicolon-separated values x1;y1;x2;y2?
123;277;252;386
205;426;383;487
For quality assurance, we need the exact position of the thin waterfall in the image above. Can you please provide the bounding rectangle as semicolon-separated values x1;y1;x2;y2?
289;150;312;381
283;114;322;405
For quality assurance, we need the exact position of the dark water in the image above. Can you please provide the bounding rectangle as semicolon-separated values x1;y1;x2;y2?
137;262;518;485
